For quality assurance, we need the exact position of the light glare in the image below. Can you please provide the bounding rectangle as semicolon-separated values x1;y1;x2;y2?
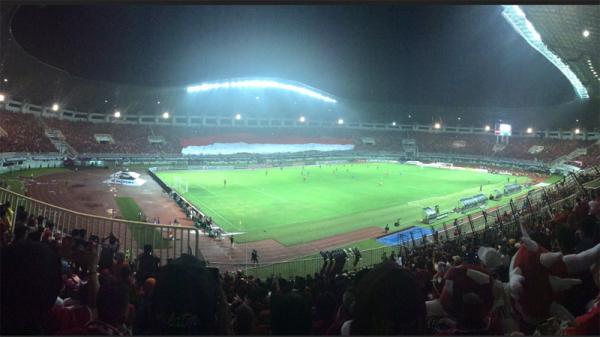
235;113;242;120
434;122;441;129
526;127;533;134
114;111;121;118
484;125;491;131
299;116;306;123
187;78;337;103
575;128;580;134
0;94;4;102
583;30;590;38
337;118;344;125
162;111;170;119
51;104;59;112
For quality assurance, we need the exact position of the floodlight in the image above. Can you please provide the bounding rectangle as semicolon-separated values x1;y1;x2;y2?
484;125;491;131
457;117;461;121
408;114;412;119
392;121;397;126
235;113;242;120
434;122;441;129
583;30;590;38
0;94;4;102
162;111;170;119
3;78;7;83
299;116;306;123
157;101;161;105
337;118;344;125
114;111;121;118
575;128;580;134
104;99;109;103
526;127;533;134
51;103;59;112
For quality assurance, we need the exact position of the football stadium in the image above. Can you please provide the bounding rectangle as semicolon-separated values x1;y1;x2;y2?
1;3;600;336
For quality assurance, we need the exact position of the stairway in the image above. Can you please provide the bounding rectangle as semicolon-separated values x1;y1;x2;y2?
38;117;78;157
551;147;588;166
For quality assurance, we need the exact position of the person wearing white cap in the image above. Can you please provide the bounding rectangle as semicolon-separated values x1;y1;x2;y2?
478;246;504;272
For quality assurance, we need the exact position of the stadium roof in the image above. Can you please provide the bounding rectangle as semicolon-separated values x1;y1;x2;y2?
518;5;600;98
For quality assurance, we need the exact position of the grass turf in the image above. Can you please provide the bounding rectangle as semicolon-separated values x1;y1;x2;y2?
156;163;530;246
114;197;170;249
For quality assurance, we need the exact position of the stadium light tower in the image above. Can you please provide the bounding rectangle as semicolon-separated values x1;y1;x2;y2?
526;127;533;134
114;111;121;118
337;118;344;125
51;103;59;112
299;116;306;123
162;111;170;119
582;30;590;38
235;113;242;120
484;125;491;132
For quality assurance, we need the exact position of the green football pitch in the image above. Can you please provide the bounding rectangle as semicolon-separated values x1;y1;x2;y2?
156;163;527;246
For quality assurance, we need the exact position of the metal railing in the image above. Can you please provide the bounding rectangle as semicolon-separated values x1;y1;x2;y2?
0;187;201;264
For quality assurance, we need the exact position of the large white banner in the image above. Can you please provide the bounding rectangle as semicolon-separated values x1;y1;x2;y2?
181;142;355;155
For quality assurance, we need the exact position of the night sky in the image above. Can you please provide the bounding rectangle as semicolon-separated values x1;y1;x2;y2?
11;5;574;107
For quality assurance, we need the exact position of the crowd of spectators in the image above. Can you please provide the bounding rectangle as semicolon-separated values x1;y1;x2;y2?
1;110;598;167
410;131;594;163
0;111;55;153
1;168;599;336
574;143;600;168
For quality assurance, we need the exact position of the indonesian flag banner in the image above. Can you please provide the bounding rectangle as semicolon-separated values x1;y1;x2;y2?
180;134;355;155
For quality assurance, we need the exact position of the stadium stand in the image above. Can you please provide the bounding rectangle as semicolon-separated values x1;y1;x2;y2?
0;112;55;153
2;110;598;168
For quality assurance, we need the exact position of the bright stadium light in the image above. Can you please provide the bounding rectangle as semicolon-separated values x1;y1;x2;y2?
157;101;161;105
575;128;581;134
235;113;242;120
0;94;4;102
408;114;412;119
162;111;170;119
502;5;589;99
485;125;491;131
299;116;306;123
186;78;337;103
434;122;441;129
51;103;59;112
392;121;397;126
337;118;344;125
114;111;121;118
582;30;590;38
104;99;109;103
526;127;533;134
255;96;260;100
3;78;7;83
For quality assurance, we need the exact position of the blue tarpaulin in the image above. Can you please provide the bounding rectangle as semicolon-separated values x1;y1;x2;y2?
377;226;433;246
